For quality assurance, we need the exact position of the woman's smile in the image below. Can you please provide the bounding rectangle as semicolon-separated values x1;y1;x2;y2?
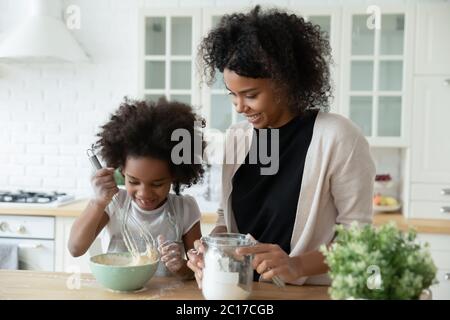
223;68;294;129
246;113;262;124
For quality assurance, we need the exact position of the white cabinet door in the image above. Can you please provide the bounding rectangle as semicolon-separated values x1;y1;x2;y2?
340;7;413;147
411;76;450;183
431;269;450;300
417;234;450;300
0;237;54;271
415;4;450;75
139;9;201;106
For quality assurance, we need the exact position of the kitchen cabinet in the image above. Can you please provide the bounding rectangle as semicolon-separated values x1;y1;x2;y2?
410;75;450;219
411;75;450;183
54;217;100;273
410;77;450;219
417;234;450;300
0;215;55;271
138;8;201;106
340;6;414;147
408;3;450;221
415;3;450;75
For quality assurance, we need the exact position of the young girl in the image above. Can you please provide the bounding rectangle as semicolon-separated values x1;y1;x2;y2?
69;98;205;279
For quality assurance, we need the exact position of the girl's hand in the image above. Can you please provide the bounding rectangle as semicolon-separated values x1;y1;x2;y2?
157;235;184;274
236;242;300;283
91;168;119;207
186;239;205;288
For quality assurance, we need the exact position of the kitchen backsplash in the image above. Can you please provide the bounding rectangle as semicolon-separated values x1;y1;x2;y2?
0;0;416;198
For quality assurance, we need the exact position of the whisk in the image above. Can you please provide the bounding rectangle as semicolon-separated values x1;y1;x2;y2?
160;198;181;246
87;146;158;261
119;193;158;259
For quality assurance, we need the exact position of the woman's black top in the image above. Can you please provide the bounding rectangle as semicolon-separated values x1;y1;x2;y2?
232;111;318;267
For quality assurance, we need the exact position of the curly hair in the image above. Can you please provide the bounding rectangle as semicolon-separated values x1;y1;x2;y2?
96;97;206;195
198;5;333;114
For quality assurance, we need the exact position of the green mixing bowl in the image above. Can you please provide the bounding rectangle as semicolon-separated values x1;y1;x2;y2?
90;252;159;292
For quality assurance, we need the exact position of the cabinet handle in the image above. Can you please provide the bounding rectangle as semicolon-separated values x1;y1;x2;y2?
441;188;450;195
446;273;450;281
0;221;9;232
440;206;450;213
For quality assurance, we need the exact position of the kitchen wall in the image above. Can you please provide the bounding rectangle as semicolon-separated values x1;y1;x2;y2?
0;0;142;196
0;0;447;198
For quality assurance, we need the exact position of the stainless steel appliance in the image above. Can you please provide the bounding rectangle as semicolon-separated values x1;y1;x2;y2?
0;190;75;207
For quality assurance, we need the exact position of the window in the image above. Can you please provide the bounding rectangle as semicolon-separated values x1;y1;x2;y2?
139;9;201;107
342;7;411;146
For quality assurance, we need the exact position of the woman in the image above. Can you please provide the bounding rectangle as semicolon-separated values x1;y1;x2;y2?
188;6;376;286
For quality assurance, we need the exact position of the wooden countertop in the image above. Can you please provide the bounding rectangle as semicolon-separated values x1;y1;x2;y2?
1;200;450;234
0;199;219;224
372;212;450;234
0;270;329;300
0;199;88;218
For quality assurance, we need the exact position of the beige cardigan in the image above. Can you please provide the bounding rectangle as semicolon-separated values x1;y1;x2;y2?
215;112;376;285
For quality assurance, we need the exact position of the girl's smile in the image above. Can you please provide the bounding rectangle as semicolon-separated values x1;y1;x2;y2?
123;156;173;211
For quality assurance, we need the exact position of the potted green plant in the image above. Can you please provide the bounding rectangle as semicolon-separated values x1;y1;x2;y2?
320;222;438;300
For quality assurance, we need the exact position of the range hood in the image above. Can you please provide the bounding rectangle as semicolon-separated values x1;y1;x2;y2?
0;0;89;62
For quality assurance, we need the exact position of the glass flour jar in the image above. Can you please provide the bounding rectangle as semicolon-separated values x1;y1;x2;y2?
201;233;254;300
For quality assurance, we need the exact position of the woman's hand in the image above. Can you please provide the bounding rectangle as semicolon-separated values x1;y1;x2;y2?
236;242;301;283
186;240;205;288
91;168;119;207
157;235;184;274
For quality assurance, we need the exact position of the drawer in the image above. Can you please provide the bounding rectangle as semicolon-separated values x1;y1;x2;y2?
411;183;450;202
410;201;450;220
430;251;450;270
0;215;55;239
0;237;54;271
430;269;450;300
417;234;450;251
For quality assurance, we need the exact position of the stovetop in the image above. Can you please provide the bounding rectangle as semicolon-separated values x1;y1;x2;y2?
0;190;76;207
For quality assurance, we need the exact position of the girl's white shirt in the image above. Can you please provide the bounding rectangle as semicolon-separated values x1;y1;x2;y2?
100;190;201;276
